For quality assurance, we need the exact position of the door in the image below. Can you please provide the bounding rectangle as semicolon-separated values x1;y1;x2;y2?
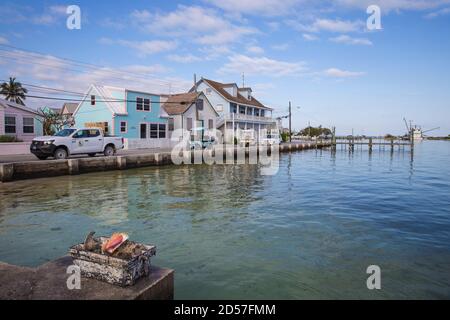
198;120;204;141
72;129;102;153
140;123;147;139
86;129;103;152
72;129;91;154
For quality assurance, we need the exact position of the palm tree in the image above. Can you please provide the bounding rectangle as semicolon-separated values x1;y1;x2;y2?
0;77;28;106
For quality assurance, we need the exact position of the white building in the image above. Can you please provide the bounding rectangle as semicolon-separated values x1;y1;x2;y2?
162;91;219;143
191;78;278;144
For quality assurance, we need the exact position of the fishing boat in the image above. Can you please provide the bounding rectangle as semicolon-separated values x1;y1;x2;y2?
403;118;440;140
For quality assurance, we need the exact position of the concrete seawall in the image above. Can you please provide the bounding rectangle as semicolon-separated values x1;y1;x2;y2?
0;142;330;183
0;256;174;300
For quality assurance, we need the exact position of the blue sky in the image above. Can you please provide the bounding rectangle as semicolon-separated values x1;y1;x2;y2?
0;0;449;135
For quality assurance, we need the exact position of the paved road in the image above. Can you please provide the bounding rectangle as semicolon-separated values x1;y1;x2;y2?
0;148;173;164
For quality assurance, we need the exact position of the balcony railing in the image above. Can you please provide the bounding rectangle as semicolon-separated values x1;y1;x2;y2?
217;113;276;125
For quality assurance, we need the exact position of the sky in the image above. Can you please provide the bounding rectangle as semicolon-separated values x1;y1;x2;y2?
0;0;449;136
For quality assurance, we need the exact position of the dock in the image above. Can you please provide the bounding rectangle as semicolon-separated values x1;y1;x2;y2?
0;256;174;300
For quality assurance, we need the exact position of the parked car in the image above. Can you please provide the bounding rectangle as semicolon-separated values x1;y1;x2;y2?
260;131;281;146
30;128;124;160
189;136;217;150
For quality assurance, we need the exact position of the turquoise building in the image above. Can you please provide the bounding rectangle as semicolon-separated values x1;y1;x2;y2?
73;85;170;148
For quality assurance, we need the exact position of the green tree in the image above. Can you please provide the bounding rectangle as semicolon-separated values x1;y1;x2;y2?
299;125;332;137
38;107;70;135
0;77;28;105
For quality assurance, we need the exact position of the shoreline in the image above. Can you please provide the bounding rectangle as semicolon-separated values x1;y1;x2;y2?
0;142;331;183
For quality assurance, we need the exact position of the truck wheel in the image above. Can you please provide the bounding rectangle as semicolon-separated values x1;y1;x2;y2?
54;148;68;160
88;153;96;157
104;145;115;157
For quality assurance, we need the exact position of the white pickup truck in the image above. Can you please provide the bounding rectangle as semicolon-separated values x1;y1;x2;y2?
30;128;124;160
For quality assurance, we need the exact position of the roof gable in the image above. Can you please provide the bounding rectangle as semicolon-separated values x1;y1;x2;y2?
193;78;272;110
162;92;218;116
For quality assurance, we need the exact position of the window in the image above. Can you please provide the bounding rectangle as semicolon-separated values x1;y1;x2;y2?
187;118;193;131
196;99;203;111
140;123;167;139
4;116;16;134
88;129;100;137
247;108;253;115
261;110;265;117
150;124;158;138
120;121;127;133
206;88;212;95
137;97;150;111
254;109;260;117
73;130;90;139
144;99;151;111
168;118;174;131
54;129;76;137
136;97;143;111
103;122;109;134
239;106;246;114
208;119;214;129
91;95;96;106
158;124;166;138
23;117;34;134
216;104;223;112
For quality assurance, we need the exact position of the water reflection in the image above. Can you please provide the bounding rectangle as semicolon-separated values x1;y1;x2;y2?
0;142;449;299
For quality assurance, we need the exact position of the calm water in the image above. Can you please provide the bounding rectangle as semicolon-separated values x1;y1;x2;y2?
1;141;449;299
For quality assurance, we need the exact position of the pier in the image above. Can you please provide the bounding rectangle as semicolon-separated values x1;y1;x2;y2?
332;138;414;152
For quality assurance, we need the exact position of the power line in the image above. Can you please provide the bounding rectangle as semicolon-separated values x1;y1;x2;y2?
22;94;196;105
0;46;188;90
0;44;186;88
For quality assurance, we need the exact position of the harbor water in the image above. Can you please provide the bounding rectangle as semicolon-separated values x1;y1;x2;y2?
0;141;449;299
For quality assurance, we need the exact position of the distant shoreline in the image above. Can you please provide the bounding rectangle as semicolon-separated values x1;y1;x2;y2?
426;137;450;141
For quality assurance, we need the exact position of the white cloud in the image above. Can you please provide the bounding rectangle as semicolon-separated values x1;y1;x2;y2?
335;0;450;12
32;5;68;25
98;18;127;30
167;54;202;63
0;49;192;109
303;33;319;41
246;46;265;55
424;7;450;18
203;0;302;16
324;68;365;78
219;54;307;77
287;18;365;33
267;22;280;31
0;36;9;45
272;43;290;51
311;18;364;33
330;35;373;45
196;28;256;45
132;6;258;45
99;38;178;57
199;45;232;60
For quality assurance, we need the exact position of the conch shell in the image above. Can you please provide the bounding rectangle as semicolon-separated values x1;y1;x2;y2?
101;233;129;254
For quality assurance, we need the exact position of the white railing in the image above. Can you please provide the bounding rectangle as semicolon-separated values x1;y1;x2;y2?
217;113;276;126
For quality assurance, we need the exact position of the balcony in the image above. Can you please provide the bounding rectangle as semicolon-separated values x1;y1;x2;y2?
217;113;276;127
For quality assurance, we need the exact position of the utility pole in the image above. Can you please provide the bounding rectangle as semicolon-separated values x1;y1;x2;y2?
289;101;292;143
194;74;197;93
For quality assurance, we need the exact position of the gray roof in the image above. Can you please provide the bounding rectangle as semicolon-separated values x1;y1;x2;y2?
62;103;78;114
0;98;42;116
